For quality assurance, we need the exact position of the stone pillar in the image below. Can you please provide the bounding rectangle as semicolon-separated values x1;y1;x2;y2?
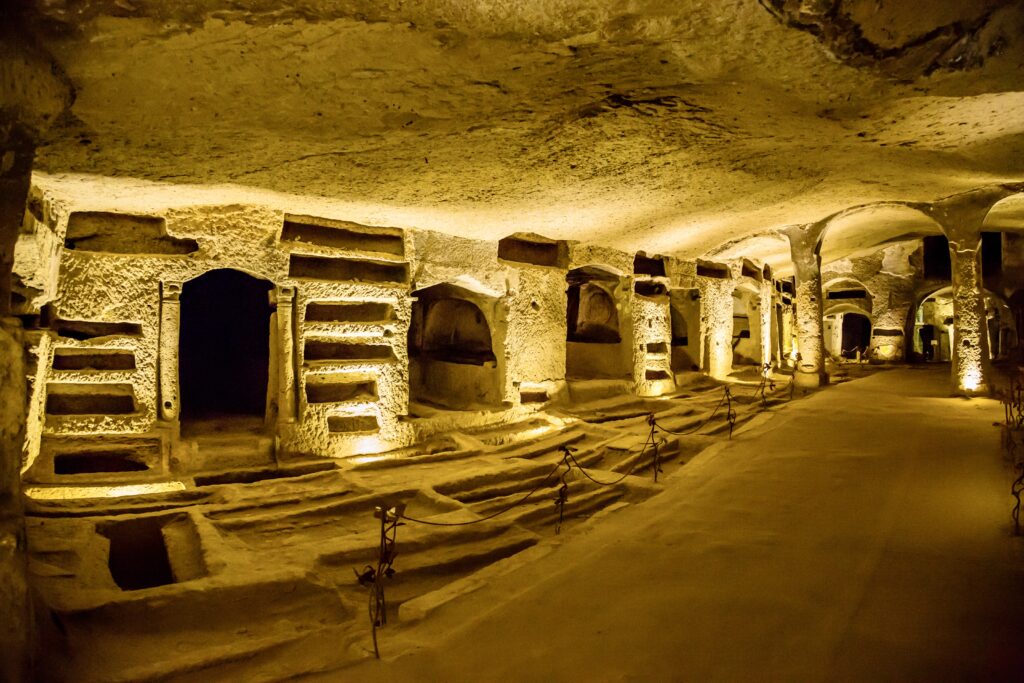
782;223;829;388
158;281;182;421
271;286;297;423
700;277;734;380
920;185;1024;395
0;320;28;683
0;21;74;679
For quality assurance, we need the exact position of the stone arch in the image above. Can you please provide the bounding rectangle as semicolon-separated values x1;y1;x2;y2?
566;265;630;379
818;203;945;262
179;268;274;426
408;281;503;409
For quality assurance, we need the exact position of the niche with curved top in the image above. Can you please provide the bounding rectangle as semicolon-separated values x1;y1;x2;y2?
408;284;502;409
566;267;630;379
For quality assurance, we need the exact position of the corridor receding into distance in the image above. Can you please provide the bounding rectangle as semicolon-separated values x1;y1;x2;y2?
1;1;1023;681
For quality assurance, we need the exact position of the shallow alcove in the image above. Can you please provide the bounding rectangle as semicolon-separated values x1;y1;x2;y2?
565;267;630;380
179;269;274;427
408;283;502;409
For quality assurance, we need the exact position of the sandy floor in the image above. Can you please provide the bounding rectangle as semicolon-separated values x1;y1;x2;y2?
331;366;1024;682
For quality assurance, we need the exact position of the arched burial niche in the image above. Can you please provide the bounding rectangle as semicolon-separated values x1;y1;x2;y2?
179;269;274;428
669;288;701;373
840;312;872;359
912;287;954;362
566;266;630;379
731;284;762;368
408;282;502;410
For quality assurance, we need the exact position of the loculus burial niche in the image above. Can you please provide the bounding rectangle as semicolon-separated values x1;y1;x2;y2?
408;283;502;410
178;269;274;430
566;266;631;379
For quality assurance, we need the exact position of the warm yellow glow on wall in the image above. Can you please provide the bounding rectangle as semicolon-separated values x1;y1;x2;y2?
25;482;187;500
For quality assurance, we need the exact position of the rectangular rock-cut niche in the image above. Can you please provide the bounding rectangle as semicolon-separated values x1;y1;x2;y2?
54;319;143;341
741;261;762;281
634;253;667;277
52;348;136;371
634;281;668;297
646;342;669;354
696;261;730;279
305;301;396;323
289;254;409;285
304;340;395;362
46;383;136;415
100;514;205;591
519;388;549;404
827;289;868;300
497;234;568;268
327;415;380;433
65;212;198;255
54;449;149;474
281;216;405;257
645;369;672;381
872;328;903;337
305;378;378;404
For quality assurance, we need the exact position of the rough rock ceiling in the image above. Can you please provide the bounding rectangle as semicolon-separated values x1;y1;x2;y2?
20;0;1024;261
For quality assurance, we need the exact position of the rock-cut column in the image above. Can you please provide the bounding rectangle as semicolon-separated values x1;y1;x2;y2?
920;185;1023;395
781;223;829;388
271;286;297;424
158;281;182;421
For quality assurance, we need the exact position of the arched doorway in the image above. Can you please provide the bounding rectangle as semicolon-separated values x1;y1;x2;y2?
408;283;501;409
913;288;954;362
566;266;630;379
179;269;273;427
669;289;700;373
841;312;871;359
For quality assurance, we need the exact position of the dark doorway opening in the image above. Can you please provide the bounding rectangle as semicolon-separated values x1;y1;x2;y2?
179;269;273;424
841;313;871;359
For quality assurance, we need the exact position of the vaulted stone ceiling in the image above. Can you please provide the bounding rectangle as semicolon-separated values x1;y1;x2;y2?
17;0;1024;261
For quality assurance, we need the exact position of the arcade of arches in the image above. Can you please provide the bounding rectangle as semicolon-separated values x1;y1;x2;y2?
2;1;1024;680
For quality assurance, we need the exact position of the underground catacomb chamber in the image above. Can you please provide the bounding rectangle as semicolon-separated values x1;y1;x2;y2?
566;267;630;380
179;269;273;424
408;284;501;409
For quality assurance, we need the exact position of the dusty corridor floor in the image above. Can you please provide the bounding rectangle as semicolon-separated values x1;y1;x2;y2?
334;366;1024;682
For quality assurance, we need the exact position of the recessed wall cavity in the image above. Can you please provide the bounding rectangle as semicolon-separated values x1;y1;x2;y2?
497;233;568;268
281;216;405;257
64;212;198;255
634;253;667;277
408;283;502;409
52;348;136;371
288;254;409;285
305;301;395;323
566;267;630;379
54;319;142;340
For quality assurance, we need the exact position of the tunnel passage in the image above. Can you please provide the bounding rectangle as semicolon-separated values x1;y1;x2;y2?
566;267;630;379
408;284;501;409
732;287;761;367
841;312;872;358
179;269;273;424
669;289;700;373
